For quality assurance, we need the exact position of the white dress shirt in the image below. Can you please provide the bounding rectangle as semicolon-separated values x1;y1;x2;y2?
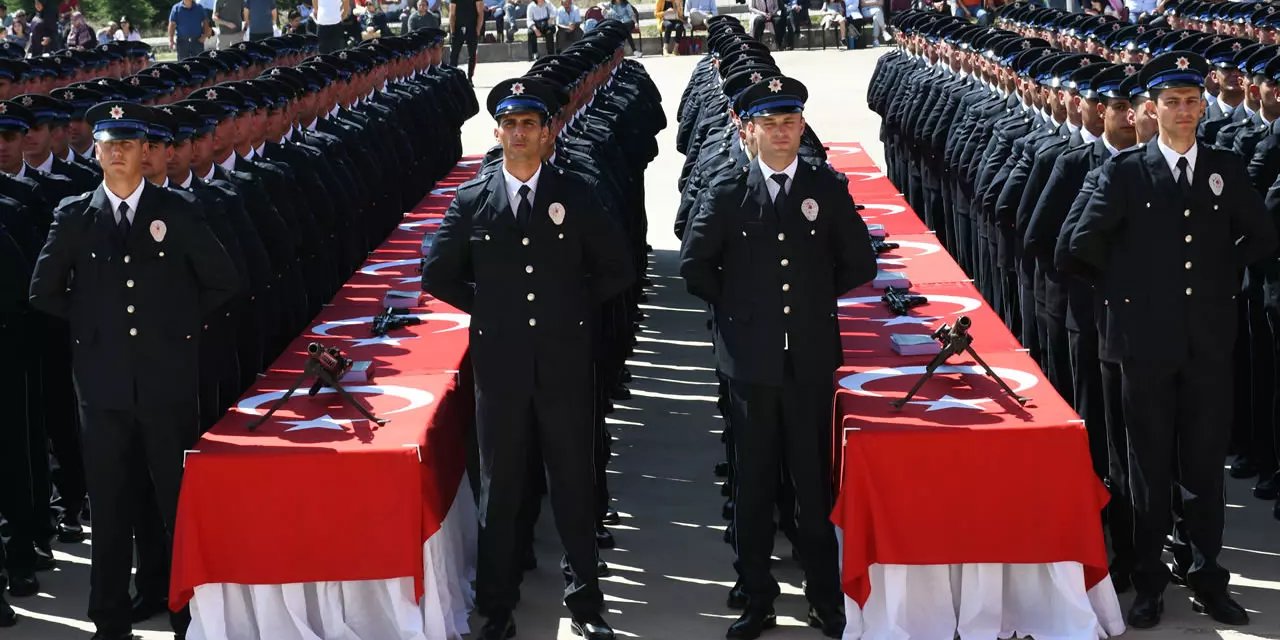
201;165;217;182
760;155;799;200
30;153;55;174
104;178;146;224
503;164;542;219
1080;127;1098;145
1157;137;1197;184
178;172;194;189
217;152;237;172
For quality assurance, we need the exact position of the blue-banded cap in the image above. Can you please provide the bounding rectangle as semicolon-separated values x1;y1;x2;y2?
0;101;33;131
156;104;203;142
86;102;150;141
1203;37;1251;68
170;99;230;134
487;78;558;120
12;94;71;124
1093;63;1139;100
54;86;104;119
1141;50;1209;91
733;75;807;119
1071;63;1114;99
143;106;175;143
1119;68;1146;100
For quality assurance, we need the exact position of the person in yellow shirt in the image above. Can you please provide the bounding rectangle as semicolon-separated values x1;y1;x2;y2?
657;0;685;55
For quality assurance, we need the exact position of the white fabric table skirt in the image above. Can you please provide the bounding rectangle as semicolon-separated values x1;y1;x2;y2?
187;474;478;640
842;562;1126;640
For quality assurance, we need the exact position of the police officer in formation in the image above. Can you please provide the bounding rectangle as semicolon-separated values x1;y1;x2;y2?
674;16;877;639
871;3;1280;629
423;20;664;640
1;27;476;636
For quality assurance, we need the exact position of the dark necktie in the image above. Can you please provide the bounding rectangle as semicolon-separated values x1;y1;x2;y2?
116;202;131;245
1176;156;1191;196
771;173;788;216
516;184;532;229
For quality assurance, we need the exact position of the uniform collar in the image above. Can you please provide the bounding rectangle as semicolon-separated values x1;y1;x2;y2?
501;163;543;217
201;164;217;182
30;152;54;174
1156;136;1197;179
758;154;799;189
179;171;194;189
1080;127;1098;145
103;178;145;221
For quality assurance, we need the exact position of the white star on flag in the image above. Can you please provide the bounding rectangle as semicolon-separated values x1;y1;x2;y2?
281;414;353;432
906;395;990;412
345;335;418;348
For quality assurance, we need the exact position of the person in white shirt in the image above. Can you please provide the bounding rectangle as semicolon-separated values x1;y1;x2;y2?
312;0;350;52
526;0;554;60
554;0;581;51
685;0;715;29
820;0;846;49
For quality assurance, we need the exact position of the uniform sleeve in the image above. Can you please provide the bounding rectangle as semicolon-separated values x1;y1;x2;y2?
1054;167;1100;278
186;203;241;316
420;194;475;314
28;207;80;319
1236;162;1279;266
1025;154;1073;264
679;187;727;306
582;189;635;304
830;183;877;295
1068;160;1124;275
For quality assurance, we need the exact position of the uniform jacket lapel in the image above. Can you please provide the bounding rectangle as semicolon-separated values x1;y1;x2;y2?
127;182;156;254
89;184;118;255
742;161;771;225
1143;142;1179;212
482;167;516;231
529;163;555;229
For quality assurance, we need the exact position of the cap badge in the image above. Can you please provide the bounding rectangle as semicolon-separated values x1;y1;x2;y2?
1021;40;1031;49
62;91;73;100
151;70;161;77
109;105;124;119
548;202;565;226
0;104;7;115
1175;56;1190;70
1124;64;1137;74
1080;58;1090;67
19;96;31;106
767;78;783;93
750;71;762;84
129;77;139;85
1232;42;1242;51
205;89;218;100
511;82;525;95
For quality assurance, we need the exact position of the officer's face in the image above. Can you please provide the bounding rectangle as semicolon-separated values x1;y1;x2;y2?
1217;68;1244;94
1150;87;1205;139
49;123;67;154
495;112;548;163
168;139;194;179
191;133;214;168
1261;79;1280;113
68;120;90;150
748;112;804;160
0;130;22;173
1100;97;1135;144
21;122;51;159
142;141;172;182
95;138;145;179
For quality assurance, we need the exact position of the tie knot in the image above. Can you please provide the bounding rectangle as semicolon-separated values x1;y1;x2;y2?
1176;156;1189;169
118;202;130;214
518;184;531;198
771;173;788;188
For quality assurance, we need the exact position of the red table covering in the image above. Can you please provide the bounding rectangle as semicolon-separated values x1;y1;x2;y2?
170;159;482;610
826;143;1111;608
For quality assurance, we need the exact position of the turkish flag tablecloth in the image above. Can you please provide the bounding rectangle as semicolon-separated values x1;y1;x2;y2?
171;372;470;608
838;281;1022;360
830;350;1111;607
171;157;483;613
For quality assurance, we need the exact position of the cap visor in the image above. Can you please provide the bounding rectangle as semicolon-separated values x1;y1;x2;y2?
93;129;148;141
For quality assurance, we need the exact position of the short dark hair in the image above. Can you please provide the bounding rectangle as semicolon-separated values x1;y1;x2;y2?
0;5;9;11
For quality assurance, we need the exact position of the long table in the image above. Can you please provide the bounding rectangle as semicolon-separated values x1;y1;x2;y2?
826;143;1127;640
171;159;483;640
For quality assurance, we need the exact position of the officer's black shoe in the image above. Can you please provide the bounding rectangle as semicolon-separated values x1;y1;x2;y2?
1253;471;1279;500
807;604;846;638
1126;592;1163;629
1229;456;1258;479
130;594;168;623
726;606;776;639
1170;560;1189;586
89;633;137;640
8;573;38;597
726;583;749;610
722;499;735;521
714;461;730;477
1192;592;1249;625
601;510;621;526
33;544;55;571
569;613;614;639
610;385;631;401
1109;567;1132;594
595;525;615;549
0;593;15;627
57;514;86;543
479;612;516;640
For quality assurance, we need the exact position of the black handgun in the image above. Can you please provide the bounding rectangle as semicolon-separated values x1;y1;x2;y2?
881;286;928;316
371;307;422;337
872;239;900;254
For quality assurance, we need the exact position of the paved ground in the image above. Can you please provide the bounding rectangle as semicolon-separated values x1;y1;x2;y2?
9;48;1280;639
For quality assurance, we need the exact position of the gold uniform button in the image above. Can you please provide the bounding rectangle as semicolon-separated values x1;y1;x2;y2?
525;265;534;274
782;283;791;292
128;328;137;336
126;279;135;288
1184;235;1192;243
780;258;789;267
126;305;135;314
528;318;537;327
527;293;535;301
522;237;530;246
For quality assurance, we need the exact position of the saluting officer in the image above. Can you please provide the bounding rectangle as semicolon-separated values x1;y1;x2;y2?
28;101;239;640
680;76;876;640
422;77;633;640
1070;51;1278;629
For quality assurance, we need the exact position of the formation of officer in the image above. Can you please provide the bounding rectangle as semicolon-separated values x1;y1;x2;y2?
1;27;478;636
674;16;877;639
422;19;663;640
870;3;1280;629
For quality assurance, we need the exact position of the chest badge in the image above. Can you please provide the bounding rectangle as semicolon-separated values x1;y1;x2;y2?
150;219;167;243
1208;173;1223;196
801;198;819;222
548;202;565;226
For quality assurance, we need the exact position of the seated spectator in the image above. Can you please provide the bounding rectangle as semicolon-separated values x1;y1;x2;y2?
607;0;638;55
685;0;714;29
554;0;581;51
481;0;504;42
749;0;784;49
115;15;143;40
64;10;93;48
820;0;846;49
402;0;440;32
527;0;554;60
97;19;116;43
6;11;28;48
0;4;11;29
860;0;886;46
656;0;683;55
502;0;523;43
783;0;805;50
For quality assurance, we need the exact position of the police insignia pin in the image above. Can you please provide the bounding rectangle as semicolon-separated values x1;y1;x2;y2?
548;202;565;225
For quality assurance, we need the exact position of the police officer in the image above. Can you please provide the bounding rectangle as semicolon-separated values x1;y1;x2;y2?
680;76;876;639
422;77;632;640
28;101;239;640
1070;51;1277;628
